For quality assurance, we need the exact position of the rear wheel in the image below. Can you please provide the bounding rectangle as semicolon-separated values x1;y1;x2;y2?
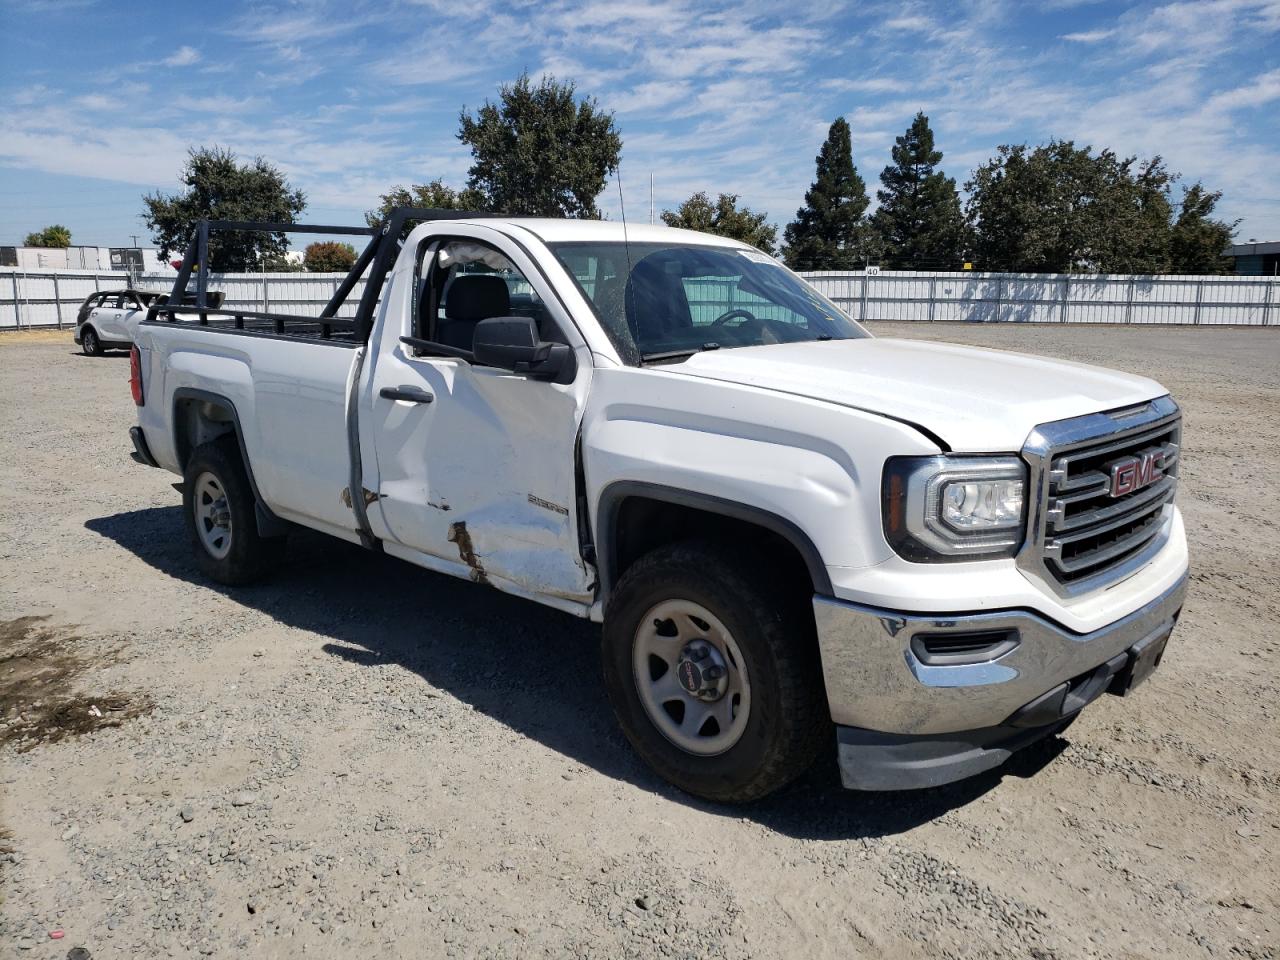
81;326;103;356
183;438;285;585
602;541;827;803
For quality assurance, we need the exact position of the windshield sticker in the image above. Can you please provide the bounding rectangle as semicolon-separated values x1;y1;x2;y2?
736;250;776;265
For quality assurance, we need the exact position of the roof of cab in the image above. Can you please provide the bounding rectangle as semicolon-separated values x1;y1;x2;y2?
450;217;753;248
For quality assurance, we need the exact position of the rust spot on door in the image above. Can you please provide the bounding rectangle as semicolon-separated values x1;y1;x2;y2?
341;487;384;509
447;521;488;585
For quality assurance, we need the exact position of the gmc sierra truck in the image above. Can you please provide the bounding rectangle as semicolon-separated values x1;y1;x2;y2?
128;209;1188;802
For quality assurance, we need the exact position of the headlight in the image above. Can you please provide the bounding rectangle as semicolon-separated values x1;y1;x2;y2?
883;456;1027;562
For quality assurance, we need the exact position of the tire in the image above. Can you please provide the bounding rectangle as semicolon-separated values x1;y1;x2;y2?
602;540;828;803
183;437;285;585
81;326;103;356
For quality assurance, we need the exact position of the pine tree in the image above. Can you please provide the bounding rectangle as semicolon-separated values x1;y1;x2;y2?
782;118;872;270
872;113;964;270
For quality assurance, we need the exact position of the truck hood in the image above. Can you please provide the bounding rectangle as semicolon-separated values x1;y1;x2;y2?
664;338;1168;451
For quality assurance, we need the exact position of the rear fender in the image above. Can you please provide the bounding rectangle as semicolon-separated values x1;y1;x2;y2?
172;387;288;538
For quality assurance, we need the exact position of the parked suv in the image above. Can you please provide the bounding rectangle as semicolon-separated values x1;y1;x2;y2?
75;289;162;355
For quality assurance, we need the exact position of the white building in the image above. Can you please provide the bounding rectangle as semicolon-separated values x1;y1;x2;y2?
0;244;172;273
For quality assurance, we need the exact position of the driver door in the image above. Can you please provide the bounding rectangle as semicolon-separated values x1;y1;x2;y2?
363;231;595;604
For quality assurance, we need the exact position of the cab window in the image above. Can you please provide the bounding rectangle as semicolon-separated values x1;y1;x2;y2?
414;239;564;351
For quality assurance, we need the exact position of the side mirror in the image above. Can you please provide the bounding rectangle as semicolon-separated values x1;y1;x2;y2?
472;316;574;382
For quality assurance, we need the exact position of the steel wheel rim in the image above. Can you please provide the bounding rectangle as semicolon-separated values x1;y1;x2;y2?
193;471;232;560
633;599;751;756
83;330;96;353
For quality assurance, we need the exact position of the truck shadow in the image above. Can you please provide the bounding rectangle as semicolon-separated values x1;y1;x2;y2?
86;506;1067;841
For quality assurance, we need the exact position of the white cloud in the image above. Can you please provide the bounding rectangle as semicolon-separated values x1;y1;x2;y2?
1203;67;1280;111
1061;28;1115;42
823;76;917;94
882;14;936;32
162;45;201;67
171;94;261;113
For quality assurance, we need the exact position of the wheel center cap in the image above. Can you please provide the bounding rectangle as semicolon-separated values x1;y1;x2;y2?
675;641;729;702
677;659;703;693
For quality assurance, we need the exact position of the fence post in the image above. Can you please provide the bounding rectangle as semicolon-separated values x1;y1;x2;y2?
1263;277;1275;327
1192;277;1204;325
860;271;869;321
995;275;1002;322
1059;275;1069;323
11;273;20;329
927;274;937;322
1125;276;1135;324
52;273;63;329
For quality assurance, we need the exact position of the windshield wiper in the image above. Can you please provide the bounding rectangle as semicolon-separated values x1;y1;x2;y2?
640;343;721;364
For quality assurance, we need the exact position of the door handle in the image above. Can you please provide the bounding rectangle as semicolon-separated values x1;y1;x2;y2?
380;385;434;404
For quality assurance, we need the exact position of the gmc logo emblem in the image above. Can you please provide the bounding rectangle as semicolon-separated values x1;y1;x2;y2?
1110;451;1166;497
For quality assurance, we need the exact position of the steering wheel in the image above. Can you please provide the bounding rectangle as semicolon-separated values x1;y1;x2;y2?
710;308;760;327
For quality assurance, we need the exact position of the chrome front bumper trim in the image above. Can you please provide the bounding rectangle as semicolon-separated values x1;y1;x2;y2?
812;572;1188;735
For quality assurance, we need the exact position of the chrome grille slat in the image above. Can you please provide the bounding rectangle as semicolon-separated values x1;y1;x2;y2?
1053;475;1177;532
1050;421;1182;475
1052;516;1165;574
1020;397;1181;595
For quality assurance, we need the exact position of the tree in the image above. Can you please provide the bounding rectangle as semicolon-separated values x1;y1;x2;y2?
303;241;358;273
364;179;487;228
458;73;622;218
661;192;778;253
872;112;964;270
1169;183;1237;274
965;141;1178;273
782;118;873;270
142;146;306;271
24;224;71;248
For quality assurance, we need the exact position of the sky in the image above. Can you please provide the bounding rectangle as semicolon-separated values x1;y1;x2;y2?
1;0;1278;250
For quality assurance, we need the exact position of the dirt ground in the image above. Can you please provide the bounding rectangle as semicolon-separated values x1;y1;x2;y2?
1;324;1277;960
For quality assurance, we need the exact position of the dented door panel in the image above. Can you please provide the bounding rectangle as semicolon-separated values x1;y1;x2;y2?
361;225;596;604
368;355;593;602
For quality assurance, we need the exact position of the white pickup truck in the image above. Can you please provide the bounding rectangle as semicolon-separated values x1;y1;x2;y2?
128;209;1188;802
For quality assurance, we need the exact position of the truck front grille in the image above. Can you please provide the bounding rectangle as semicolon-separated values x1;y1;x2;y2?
1022;397;1181;595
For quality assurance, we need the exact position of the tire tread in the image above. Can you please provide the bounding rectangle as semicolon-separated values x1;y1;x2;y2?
603;540;827;803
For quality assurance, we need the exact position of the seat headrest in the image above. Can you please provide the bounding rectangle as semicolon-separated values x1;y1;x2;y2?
446;274;510;321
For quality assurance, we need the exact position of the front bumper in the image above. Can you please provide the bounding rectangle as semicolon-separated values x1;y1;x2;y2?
813;573;1187;789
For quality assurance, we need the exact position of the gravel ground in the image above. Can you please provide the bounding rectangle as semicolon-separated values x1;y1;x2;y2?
1;323;1277;960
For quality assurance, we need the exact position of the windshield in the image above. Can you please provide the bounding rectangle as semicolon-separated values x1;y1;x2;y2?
548;241;868;364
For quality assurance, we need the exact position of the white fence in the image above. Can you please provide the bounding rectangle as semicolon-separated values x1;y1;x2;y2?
0;268;368;330
2;266;1277;330
799;270;1278;326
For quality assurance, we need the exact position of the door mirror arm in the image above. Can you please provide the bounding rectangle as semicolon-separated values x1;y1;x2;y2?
399;335;475;362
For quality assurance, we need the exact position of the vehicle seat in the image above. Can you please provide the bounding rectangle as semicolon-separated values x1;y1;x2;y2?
625;258;692;337
438;275;510;351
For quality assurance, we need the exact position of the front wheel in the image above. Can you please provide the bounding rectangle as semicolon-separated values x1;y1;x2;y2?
80;326;103;356
602;541;828;803
183;438;285;585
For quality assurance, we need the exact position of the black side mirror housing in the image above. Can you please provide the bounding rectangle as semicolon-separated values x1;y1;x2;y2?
472;316;575;382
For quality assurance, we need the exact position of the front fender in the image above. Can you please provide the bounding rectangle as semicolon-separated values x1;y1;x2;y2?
581;366;941;596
